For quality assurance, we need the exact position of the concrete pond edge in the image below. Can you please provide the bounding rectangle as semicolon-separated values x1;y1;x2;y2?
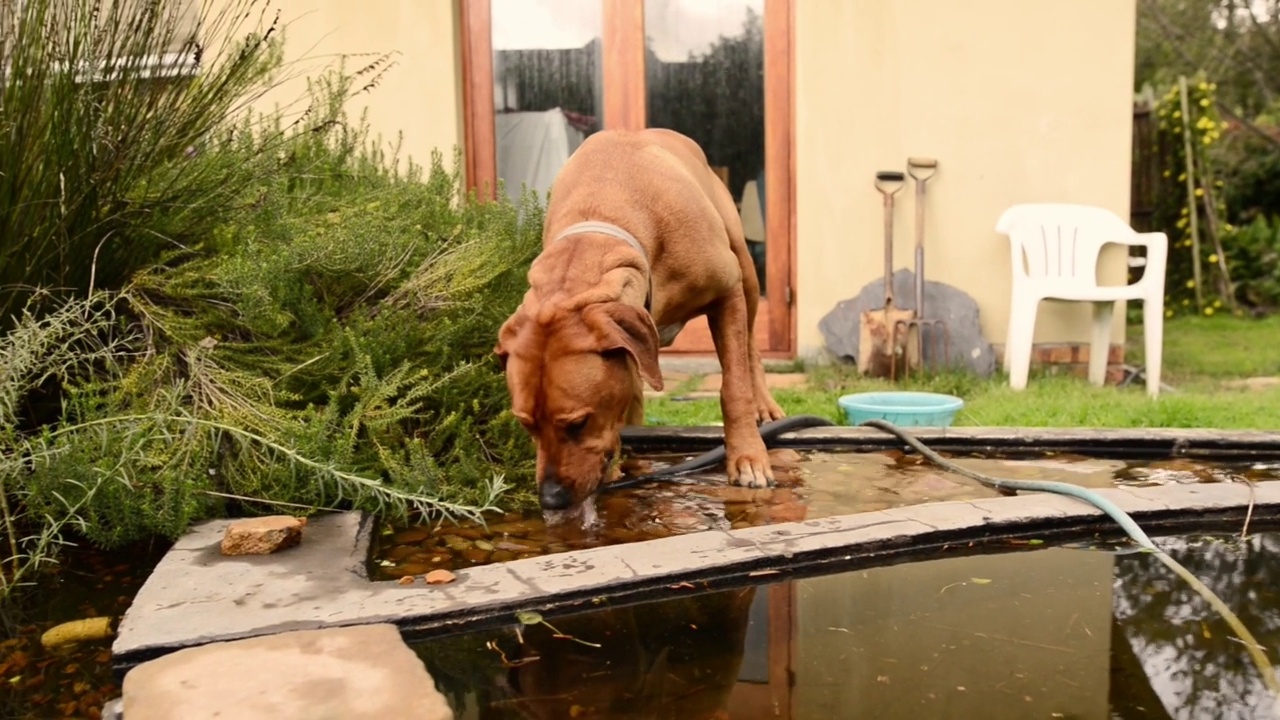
111;478;1280;677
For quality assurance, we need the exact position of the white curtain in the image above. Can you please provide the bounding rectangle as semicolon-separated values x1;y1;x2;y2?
495;108;586;207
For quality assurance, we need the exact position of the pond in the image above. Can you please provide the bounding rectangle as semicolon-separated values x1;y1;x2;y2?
0;540;167;719
369;448;1280;580
414;530;1280;720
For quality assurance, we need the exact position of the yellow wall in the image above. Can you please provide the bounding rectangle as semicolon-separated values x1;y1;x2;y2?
223;0;464;174
794;0;1138;358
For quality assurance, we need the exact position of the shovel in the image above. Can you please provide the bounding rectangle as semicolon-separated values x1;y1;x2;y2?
894;157;951;378
858;171;913;377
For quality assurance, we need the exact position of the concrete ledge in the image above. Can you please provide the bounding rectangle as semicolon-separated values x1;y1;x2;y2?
623;425;1280;459
112;480;1280;677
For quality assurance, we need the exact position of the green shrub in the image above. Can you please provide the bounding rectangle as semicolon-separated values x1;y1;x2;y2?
0;2;541;596
0;0;390;325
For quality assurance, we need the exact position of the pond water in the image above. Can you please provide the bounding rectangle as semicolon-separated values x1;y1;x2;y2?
414;531;1280;720
369;448;1280;581
0;540;167;720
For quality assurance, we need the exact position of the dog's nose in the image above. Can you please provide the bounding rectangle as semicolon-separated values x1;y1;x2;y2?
539;478;573;510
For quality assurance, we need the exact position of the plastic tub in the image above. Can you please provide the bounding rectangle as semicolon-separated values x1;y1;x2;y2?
837;391;965;428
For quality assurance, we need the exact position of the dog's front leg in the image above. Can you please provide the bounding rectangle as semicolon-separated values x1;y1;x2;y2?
707;290;774;488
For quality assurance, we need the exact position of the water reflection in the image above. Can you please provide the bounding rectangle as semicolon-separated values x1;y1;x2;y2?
645;0;767;295
415;533;1280;719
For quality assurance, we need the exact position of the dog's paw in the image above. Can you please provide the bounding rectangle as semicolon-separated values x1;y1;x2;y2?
726;446;775;488
756;398;786;423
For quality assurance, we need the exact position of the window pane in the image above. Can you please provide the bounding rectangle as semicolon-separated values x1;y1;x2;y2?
490;0;603;207
644;0;767;295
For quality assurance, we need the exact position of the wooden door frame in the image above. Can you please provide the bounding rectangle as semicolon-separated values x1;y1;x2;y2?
456;0;796;357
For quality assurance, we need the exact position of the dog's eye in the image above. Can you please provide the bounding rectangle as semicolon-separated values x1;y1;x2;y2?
564;416;589;438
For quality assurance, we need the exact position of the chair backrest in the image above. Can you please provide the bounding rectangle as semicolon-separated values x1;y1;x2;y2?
995;203;1136;283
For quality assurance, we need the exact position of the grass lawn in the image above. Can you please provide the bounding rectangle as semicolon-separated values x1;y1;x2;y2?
645;315;1280;429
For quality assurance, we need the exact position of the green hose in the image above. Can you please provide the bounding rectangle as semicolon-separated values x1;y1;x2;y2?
859;418;1280;704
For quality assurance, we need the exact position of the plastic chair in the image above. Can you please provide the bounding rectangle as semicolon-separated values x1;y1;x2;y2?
995;203;1168;398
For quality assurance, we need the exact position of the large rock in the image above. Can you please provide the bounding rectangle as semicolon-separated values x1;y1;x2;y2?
220;515;305;556
818;268;997;377
121;624;454;720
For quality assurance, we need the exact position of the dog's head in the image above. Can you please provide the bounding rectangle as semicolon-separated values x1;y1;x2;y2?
495;299;664;510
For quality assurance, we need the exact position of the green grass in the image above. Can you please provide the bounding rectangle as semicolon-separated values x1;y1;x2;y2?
645;316;1280;429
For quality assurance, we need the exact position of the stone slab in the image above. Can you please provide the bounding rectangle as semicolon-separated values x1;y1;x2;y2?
121;624;452;720
112;479;1280;676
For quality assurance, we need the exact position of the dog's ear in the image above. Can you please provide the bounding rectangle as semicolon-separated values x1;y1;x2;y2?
584;302;664;391
494;309;529;370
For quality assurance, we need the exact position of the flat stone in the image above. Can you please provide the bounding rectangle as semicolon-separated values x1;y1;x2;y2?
121;624;452;720
220;516;304;556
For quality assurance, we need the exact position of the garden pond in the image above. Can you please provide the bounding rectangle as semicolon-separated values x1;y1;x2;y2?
4;448;1280;719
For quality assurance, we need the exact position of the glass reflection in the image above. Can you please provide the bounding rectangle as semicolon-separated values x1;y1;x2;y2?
490;0;603;206
644;0;767;296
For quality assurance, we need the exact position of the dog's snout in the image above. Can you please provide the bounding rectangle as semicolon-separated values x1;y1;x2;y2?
539;475;573;510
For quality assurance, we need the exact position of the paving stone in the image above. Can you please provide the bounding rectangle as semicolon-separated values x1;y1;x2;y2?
120;624;453;720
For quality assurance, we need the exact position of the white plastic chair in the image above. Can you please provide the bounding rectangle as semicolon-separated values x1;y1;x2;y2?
995;203;1168;398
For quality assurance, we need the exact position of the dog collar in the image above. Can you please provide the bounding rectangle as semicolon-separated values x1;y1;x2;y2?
550;221;654;313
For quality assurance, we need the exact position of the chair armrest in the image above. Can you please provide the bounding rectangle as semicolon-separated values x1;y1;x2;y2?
1110;231;1168;249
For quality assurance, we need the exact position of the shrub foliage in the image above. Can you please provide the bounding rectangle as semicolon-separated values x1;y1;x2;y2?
0;0;540;597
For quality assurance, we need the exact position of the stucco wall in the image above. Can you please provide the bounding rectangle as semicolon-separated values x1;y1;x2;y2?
219;0;464;175
794;0;1138;358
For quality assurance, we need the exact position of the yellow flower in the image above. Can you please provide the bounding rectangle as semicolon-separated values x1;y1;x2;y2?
1163;170;1172;178
1203;136;1213;145
1209;82;1218;91
1225;223;1236;232
1200;98;1211;107
1220;121;1229;130
1204;306;1215;316
1194;188;1205;197
1186;280;1196;288
1215;180;1224;187
1184;239;1193;247
1178;173;1188;182
1165;309;1174;318
1208;253;1218;263
1173;111;1182;119
1176;218;1189;229
1199;82;1208;91
1182;298;1191;306
1213;299;1222;308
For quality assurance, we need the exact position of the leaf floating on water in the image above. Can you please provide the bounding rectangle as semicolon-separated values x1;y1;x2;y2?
969;578;992;585
424;569;456;585
516;611;543;626
1027;539;1044;545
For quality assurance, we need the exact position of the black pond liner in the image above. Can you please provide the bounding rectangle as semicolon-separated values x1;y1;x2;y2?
621;425;1280;460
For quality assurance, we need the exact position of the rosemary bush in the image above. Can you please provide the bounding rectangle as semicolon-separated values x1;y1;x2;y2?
0;0;541;597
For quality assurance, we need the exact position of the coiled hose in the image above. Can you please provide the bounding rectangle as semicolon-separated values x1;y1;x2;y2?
611;414;1280;702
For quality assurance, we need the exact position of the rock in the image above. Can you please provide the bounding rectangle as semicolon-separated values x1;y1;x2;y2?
120;624;454;720
219;516;304;556
818;268;996;376
392;527;431;544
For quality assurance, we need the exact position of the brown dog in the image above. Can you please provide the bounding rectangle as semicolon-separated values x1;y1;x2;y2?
494;128;785;510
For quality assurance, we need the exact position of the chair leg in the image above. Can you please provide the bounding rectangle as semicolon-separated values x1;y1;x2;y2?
1005;298;1039;391
1143;296;1164;399
1088;301;1115;387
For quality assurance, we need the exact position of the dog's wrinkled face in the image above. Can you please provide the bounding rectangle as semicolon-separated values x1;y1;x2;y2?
495;301;664;510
